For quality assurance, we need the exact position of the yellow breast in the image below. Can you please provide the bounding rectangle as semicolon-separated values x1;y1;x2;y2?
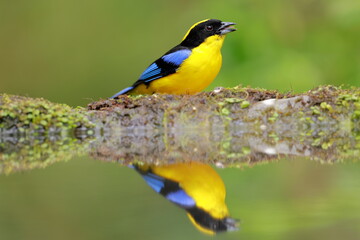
151;162;229;219
133;35;226;95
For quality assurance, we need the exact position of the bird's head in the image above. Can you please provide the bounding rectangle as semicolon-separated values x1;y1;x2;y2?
181;19;236;48
186;208;239;235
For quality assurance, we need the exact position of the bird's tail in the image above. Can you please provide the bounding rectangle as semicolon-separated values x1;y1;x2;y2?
111;86;134;98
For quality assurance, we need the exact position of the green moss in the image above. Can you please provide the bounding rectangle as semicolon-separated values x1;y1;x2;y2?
310;106;321;115
0;94;94;131
268;112;279;122
0;137;92;175
224;98;242;103
240;147;250;155
320;102;333;112
269;132;279;141
354;111;360;119
241;101;250;109
221;108;230;115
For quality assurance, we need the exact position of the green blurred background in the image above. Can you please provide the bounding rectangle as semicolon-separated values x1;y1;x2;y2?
1;0;360;107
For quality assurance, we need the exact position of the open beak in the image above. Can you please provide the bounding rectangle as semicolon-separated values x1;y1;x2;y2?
218;22;237;35
223;217;239;232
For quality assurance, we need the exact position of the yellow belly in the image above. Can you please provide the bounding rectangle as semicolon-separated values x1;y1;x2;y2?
131;35;226;95
150;162;229;219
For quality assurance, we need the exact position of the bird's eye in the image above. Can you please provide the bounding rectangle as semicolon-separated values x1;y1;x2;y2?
205;25;213;31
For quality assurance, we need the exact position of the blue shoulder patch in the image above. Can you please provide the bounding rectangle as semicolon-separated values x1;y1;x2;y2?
139;63;162;82
142;173;165;193
161;49;191;66
166;189;196;207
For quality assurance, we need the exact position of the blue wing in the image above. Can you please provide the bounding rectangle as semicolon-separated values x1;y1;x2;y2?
141;173;165;193
140;172;195;208
132;163;196;208
137;48;192;83
138;63;163;82
111;47;191;98
161;49;192;67
130;164;165;192
166;189;196;208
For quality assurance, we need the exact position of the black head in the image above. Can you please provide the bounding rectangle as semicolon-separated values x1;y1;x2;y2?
181;19;236;48
187;207;239;235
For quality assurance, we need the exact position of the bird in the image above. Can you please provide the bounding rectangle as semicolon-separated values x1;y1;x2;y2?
131;162;238;234
111;19;236;98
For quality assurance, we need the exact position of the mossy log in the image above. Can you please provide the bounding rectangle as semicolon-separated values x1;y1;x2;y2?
88;85;360;131
1;85;360;174
2;85;359;134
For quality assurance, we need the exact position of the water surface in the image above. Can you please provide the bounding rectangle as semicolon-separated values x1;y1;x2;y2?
1;127;360;240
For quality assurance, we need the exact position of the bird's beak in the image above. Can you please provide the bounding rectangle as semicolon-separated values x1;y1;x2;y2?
224;217;239;231
218;22;237;35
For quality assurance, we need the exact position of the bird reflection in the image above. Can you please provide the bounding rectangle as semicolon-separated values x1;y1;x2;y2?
132;161;238;234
